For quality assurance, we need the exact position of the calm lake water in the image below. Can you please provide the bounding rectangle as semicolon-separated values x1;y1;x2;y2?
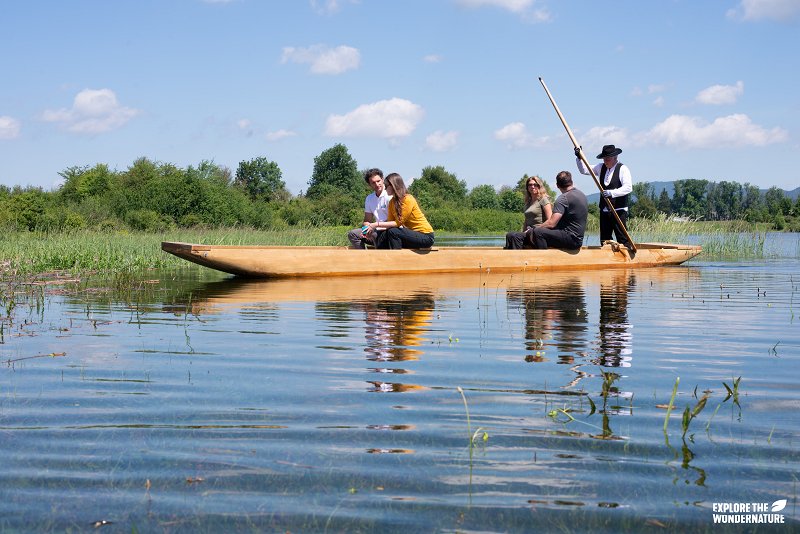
1;235;799;532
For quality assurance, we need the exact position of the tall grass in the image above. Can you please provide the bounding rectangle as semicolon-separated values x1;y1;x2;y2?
0;226;351;276
629;214;770;258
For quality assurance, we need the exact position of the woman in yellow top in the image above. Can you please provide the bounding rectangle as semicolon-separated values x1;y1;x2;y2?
366;173;434;249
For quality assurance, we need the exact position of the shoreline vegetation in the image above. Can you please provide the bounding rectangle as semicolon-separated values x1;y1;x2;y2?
0;219;792;279
1;148;797;278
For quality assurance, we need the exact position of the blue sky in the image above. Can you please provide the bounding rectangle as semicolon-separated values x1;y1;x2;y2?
2;0;799;195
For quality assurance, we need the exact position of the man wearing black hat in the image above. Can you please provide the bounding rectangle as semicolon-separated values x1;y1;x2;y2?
575;144;633;248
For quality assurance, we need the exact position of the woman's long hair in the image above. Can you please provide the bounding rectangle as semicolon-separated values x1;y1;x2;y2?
523;175;549;208
385;173;407;226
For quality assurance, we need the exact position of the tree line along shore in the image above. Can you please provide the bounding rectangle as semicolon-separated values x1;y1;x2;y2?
2;143;798;235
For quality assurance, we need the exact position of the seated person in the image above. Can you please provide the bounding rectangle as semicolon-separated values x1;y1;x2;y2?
348;168;391;248
366;173;434;249
505;175;552;249
530;171;588;250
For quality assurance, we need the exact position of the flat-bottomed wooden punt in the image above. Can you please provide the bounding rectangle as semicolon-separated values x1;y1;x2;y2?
161;241;702;278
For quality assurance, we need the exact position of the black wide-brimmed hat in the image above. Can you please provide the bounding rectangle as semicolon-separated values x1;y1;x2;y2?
597;144;622;159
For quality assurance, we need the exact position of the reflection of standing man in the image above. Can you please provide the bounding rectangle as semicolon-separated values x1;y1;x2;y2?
347;168;391;249
575;144;632;248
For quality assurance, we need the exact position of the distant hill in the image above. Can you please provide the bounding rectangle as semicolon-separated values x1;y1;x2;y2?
586;181;799;204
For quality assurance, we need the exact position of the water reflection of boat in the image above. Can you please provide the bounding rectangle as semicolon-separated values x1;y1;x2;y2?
172;268;698;309
162;241;702;278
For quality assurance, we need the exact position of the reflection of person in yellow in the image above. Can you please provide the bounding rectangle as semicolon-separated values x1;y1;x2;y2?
594;272;634;368
361;293;435;393
362;293;434;362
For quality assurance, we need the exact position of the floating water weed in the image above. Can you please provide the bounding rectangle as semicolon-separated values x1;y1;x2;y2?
681;392;710;439
600;370;620;399
547;406;576;424
722;376;741;406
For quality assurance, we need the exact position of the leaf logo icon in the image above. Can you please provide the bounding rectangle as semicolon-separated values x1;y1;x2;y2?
771;499;787;512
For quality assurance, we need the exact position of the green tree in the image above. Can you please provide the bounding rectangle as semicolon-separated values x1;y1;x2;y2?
183;161;251;227
498;185;524;212
468;184;499;210
706;181;742;220
235;156;289;202
657;188;671;214
764;187;791;216
742;184;762;210
306;144;361;200
409;165;468;208
5;187;49;230
631;182;657;219
672;179;708;219
59;164;116;203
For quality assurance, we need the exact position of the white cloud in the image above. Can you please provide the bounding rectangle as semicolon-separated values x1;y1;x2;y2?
41;88;140;134
494;122;551;149
456;0;532;12
641;113;788;148
281;44;360;75
633;84;668;97
579;125;629;151
266;129;297;141
0;116;21;140
653;96;665;107
455;0;552;21
695;81;744;105
311;0;339;14
727;0;800;21
425;130;459;151
325;98;424;139
423;54;443;63
310;0;359;15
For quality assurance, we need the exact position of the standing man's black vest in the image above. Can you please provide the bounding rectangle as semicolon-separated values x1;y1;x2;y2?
599;163;628;209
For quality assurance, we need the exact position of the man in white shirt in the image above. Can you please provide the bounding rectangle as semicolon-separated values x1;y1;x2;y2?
575;144;633;248
347;168;392;249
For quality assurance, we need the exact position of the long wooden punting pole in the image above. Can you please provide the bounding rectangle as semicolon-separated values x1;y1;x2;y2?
538;77;637;252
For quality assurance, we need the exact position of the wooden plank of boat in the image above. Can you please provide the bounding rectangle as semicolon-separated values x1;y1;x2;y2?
161;241;702;278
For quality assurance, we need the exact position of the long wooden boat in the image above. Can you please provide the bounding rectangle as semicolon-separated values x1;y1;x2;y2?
161;241;702;278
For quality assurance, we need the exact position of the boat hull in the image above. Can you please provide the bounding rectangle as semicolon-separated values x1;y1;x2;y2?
161;242;702;278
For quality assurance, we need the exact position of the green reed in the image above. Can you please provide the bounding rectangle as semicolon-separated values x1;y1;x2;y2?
0;227;350;276
629;215;772;259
